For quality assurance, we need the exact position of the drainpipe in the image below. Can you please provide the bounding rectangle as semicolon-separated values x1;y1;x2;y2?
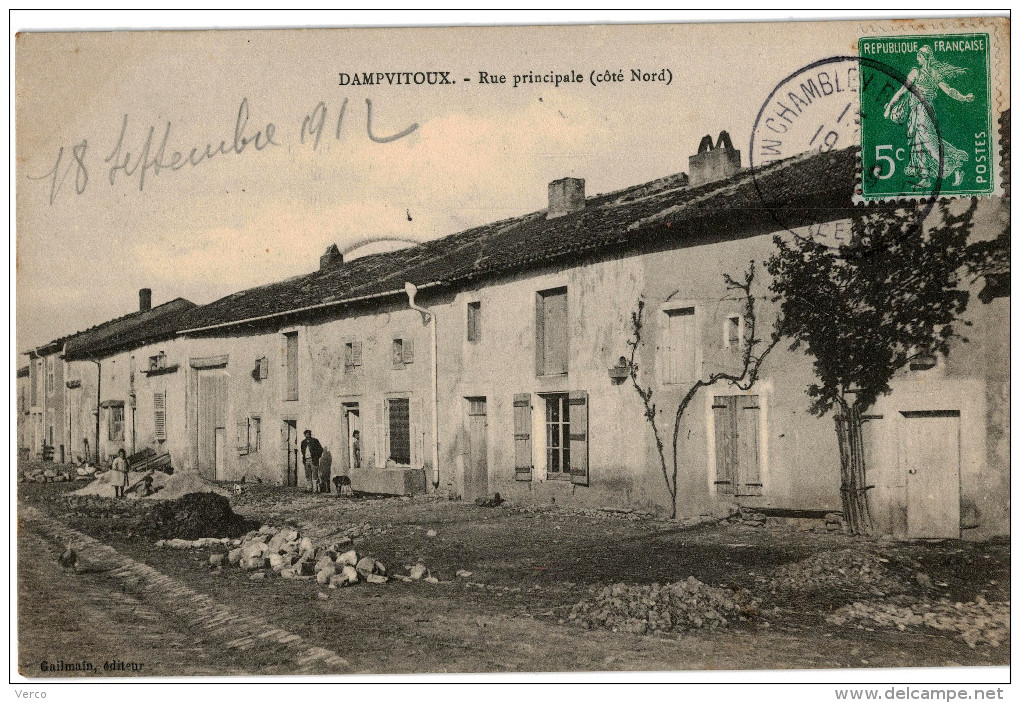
404;282;440;489
90;359;101;465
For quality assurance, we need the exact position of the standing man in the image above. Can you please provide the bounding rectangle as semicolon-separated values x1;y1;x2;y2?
300;429;324;493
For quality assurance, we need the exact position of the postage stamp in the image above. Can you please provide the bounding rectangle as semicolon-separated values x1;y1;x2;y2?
858;33;994;199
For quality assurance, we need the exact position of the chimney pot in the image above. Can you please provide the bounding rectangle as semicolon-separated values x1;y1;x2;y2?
320;244;343;271
688;131;741;187
547;177;585;219
139;288;152;312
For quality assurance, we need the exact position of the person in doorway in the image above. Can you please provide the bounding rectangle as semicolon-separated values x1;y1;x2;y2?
301;430;324;493
351;430;361;469
111;448;129;498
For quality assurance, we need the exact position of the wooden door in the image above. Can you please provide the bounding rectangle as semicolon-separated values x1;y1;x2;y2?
282;420;299;487
343;405;361;471
464;398;488;500
196;371;227;480
214;428;226;479
901;410;961;539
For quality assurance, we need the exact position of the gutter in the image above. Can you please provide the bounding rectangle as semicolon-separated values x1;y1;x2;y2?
177;281;446;335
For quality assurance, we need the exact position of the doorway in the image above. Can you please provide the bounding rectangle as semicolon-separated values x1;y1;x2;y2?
900;410;961;539
464;397;488;500
341;403;361;473
282;419;299;487
196;370;227;480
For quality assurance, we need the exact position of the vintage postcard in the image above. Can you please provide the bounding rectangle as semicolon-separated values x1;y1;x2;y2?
13;14;1010;686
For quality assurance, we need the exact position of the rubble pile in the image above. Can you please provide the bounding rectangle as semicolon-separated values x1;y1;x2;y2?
145;472;230;500
70;469;172;498
769;548;914;599
567;576;759;635
21;467;85;483
826;596;1009;648
157;537;236;549
214;525;392;588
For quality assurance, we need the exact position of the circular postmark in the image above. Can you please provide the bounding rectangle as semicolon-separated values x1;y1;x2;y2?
749;55;944;251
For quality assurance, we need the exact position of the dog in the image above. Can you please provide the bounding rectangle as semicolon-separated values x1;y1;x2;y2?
333;475;353;496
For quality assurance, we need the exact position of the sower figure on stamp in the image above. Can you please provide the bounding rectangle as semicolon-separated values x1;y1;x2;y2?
301;429;324;493
111;448;129;499
884;45;975;188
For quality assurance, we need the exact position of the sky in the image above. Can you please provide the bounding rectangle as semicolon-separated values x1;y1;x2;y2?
13;12;1005;355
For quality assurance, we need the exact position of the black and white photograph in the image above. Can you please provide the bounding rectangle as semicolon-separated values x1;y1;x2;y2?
11;11;1011;692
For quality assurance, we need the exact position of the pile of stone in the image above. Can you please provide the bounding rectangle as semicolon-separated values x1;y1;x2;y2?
768;548;914;599
21;467;81;483
826;596;1009;648
212;525;390;588
337;521;388;541
567;576;759;635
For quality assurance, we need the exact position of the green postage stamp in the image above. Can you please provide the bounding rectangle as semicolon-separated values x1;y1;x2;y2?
858;33;993;199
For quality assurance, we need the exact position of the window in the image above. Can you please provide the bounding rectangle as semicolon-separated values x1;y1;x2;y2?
154;391;167;441
284;332;299;400
467;301;482;343
254;356;269;380
386;398;411;465
45;357;54;395
664;306;697;384
536;287;568;376
344;341;363;370
725;315;743;349
109;406;125;441
544;394;571;477
149;352;167;371
392;337;414;369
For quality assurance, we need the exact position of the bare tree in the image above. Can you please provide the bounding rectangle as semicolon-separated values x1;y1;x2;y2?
626;261;780;519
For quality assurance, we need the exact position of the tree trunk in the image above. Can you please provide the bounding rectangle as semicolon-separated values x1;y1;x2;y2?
834;403;873;535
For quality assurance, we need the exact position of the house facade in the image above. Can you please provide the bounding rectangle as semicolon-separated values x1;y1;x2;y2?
25;120;1010;540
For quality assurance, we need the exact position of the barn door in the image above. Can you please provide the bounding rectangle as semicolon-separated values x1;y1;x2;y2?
900;410;961;539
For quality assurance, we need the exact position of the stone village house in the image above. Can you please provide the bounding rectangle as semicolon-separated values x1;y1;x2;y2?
23;118;1009;540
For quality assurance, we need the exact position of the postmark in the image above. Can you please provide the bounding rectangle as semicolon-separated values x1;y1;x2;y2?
749;55;941;249
858;33;993;200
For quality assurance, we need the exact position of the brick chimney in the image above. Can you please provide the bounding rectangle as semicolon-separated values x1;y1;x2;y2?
320;244;343;270
547;177;585;219
139;288;152;312
688;130;741;187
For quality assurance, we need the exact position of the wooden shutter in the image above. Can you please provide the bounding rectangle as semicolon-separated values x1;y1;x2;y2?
236;418;249;455
534;295;545;376
285;333;299;400
568;390;589;486
258;357;269;379
392;340;404;369
737;396;762;496
344;343;354;368
352;341;363;367
712;396;736;494
402;338;414;364
467;301;481;342
154;391;167;441
513;393;533;481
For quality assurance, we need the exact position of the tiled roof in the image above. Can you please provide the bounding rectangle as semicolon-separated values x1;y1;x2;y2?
180;147;859;333
62;298;197;361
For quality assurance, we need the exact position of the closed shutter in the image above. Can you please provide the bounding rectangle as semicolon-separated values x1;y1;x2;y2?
352;341;363;367
258;357;269;379
513;393;533;481
737;397;762;496
236;418;249;455
285;333;299;400
154;392;167;441
568;390;589;486
713;396;736;494
402;338;414;364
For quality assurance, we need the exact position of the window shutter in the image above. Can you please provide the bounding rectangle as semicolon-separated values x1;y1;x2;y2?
737;397;762;496
402;338;414;364
712;397;736;494
154;392;167;441
259;357;269;379
513;393;533;481
237;418;249;455
534;295;545;376
392;340;404;369
352;341;363;367
375;401;385;467
568;390;589;485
